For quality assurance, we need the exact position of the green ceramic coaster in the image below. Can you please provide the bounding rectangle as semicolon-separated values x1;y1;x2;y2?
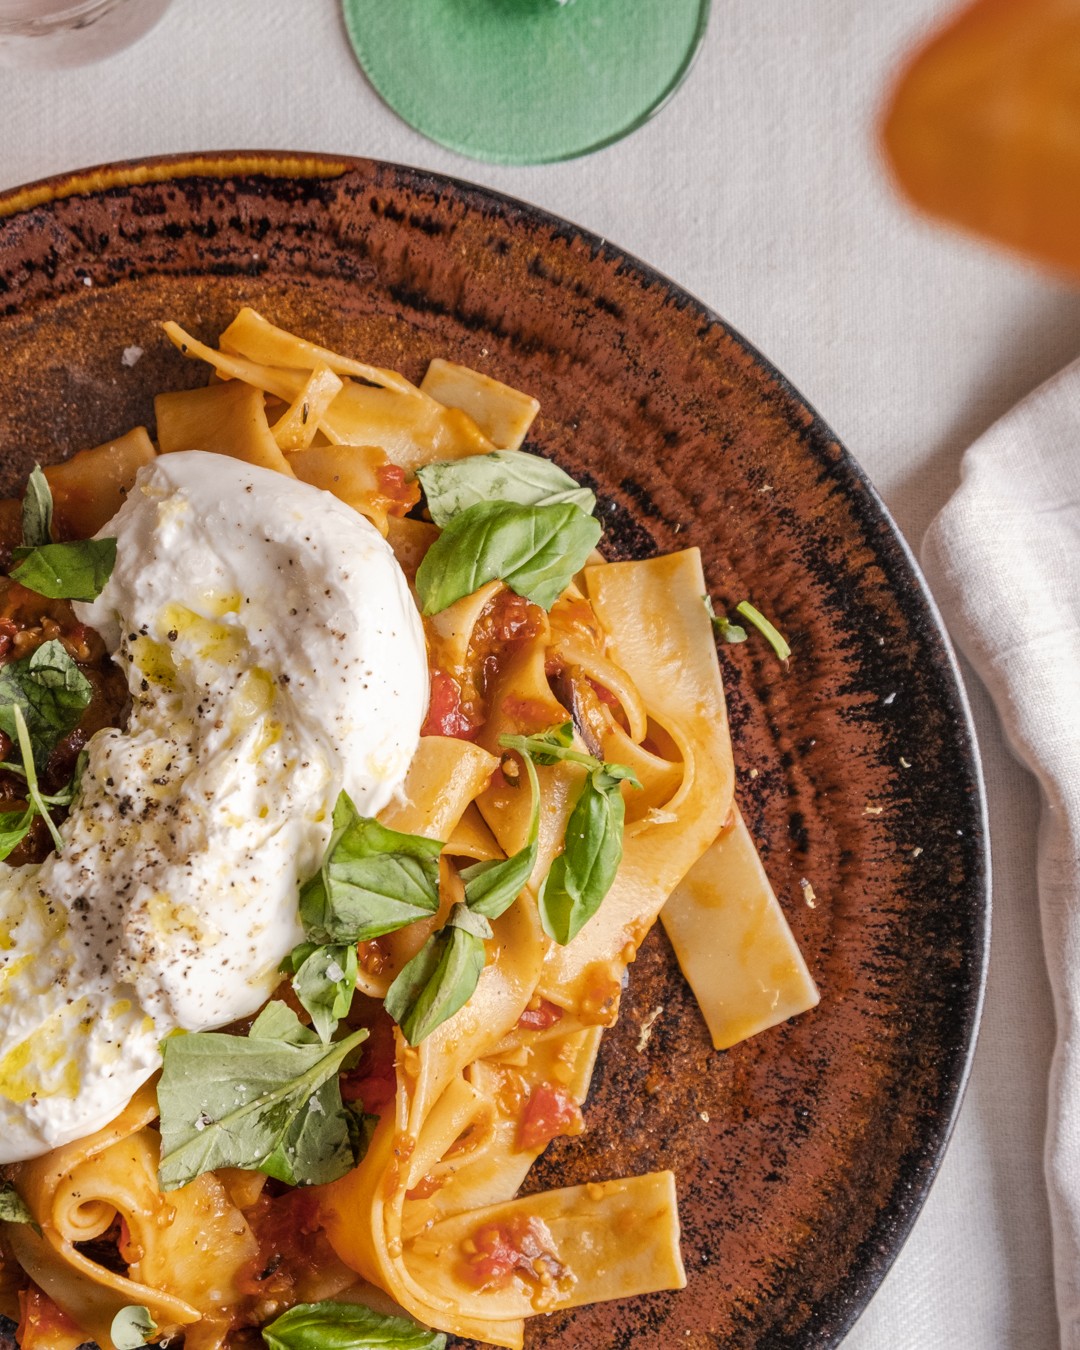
342;0;712;166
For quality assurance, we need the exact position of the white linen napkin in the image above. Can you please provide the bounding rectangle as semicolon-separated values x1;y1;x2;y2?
921;360;1080;1349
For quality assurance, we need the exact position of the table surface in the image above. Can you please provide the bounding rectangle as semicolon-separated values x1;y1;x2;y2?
0;2;1067;1346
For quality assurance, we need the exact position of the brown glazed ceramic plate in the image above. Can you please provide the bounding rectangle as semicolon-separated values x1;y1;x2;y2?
0;153;987;1349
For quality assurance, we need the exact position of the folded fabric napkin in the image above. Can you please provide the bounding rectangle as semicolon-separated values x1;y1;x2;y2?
922;359;1080;1349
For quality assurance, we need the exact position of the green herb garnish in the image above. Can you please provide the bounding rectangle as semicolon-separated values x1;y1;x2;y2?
735;600;791;661
280;941;359;1045
110;1306;157;1350
298;794;444;947
9;463;116;601
414;500;601;615
20;465;53;549
0;638;92;770
417;449;595;527
704;594;747;644
384;902;491;1047
500;727;640;946
156;1003;368;1190
261;1300;446;1350
0;1181;39;1232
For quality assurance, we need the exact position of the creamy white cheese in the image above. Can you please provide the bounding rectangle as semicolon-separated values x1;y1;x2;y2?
0;452;428;1163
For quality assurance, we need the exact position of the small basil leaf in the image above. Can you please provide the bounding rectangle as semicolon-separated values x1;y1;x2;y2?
0;1181;40;1233
417;449;596;527
283;941;358;1043
384;903;490;1046
110;1306;157;1350
415;501;601;615
10;537;117;602
261;1300;446;1350
20;465;53;549
538;763;638;946
0;638;93;769
0;809;31;862
300;792;444;944
249;999;319;1046
461;753;540;921
156;1005;368;1190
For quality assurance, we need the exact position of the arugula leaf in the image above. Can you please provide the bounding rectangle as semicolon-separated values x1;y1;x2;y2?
736;600;791;661
0;1181;39;1232
0;809;31;862
1;703;64;853
417;450;596;527
10;537;116;602
299;792;444;945
282;941;359;1044
262;1301;446;1350
0;638;92;770
156;1004;368;1190
110;1306;157;1350
384;903;490;1046
538;763;639;945
414;501;601;615
460;751;540;921
704;595;747;644
20;465;53;549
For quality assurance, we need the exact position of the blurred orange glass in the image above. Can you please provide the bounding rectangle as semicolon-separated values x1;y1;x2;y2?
881;0;1080;275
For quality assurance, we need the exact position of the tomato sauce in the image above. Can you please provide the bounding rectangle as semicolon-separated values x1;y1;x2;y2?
518;1083;584;1152
516;999;564;1032
459;1214;561;1290
16;1287;83;1350
0;577;128;866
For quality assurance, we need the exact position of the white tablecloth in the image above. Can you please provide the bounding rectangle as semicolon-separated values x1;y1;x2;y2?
0;3;1066;1345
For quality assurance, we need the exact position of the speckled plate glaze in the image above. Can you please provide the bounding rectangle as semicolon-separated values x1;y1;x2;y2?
0;153;988;1350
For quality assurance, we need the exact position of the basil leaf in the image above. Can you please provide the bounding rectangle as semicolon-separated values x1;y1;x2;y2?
157;1005;368;1190
736;600;791;661
384;903;490;1046
10;537;116;602
20;465;53;549
415;501;601;615
262;1300;446;1350
0;638;93;769
282;941;358;1044
0;1181;39;1232
300;792;444;944
417;450;595;527
461;753;540;921
538;763;639;946
110;1306;157;1350
0;809;31;862
704;595;747;644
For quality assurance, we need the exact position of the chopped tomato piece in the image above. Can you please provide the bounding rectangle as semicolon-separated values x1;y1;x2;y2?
405;1172;444;1201
421;669;478;740
340;1008;397;1113
459;1214;561;1290
518;1083;583;1152
375;463;420;517
517;999;564;1032
17;1288;84;1350
589;678;621;710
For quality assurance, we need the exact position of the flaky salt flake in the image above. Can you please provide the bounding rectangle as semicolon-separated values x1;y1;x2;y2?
699;1111;710;1123
121;345;143;367
636;1005;664;1052
912;846;923;858
748;767;759;779
899;756;911;768
800;878;817;908
882;691;897;705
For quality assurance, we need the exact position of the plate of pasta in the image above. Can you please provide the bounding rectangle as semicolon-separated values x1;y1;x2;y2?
0;154;987;1350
